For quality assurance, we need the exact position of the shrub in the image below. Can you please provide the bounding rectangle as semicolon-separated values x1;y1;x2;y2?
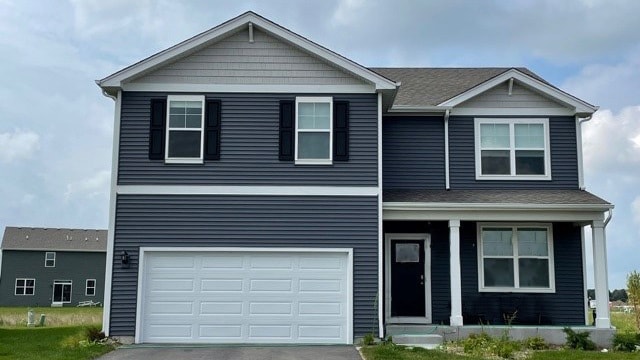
460;332;522;359
523;336;549;350
612;332;640;352
84;326;106;342
563;327;596;350
360;333;375;346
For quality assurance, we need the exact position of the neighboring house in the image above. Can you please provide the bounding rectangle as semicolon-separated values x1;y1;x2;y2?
96;12;613;345
0;227;107;307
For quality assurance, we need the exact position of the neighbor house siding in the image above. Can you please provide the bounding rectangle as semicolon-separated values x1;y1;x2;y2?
110;194;379;338
448;116;579;189
130;28;366;86
382;116;446;189
117;92;378;186
0;250;106;306
459;221;584;325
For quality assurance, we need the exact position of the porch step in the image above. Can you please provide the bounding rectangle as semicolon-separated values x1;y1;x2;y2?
391;334;443;349
386;324;445;335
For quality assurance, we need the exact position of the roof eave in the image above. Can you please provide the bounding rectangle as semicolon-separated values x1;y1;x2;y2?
383;202;614;212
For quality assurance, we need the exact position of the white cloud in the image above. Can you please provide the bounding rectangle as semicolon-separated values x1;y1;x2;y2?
0;129;40;163
64;170;111;201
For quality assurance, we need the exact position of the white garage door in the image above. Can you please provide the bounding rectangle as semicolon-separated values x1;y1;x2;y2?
138;249;351;344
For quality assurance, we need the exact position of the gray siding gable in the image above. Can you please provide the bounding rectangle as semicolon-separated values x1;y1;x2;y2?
130;27;368;87
118;92;378;186
458;81;568;109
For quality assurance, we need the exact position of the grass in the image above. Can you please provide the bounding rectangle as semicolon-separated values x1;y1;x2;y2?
530;350;640;359
0;326;114;360
0;307;102;328
611;311;638;333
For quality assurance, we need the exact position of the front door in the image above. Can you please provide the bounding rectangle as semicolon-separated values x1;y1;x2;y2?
52;281;72;305
386;234;431;323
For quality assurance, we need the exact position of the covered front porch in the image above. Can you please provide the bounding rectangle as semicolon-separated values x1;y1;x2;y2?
381;189;614;345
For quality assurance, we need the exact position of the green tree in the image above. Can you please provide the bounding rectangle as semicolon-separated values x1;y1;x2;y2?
627;270;640;330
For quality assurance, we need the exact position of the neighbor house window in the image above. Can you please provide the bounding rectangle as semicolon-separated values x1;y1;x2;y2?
475;118;550;180
295;97;332;164
86;279;96;296
165;95;205;163
45;252;56;267
15;278;35;295
478;224;555;292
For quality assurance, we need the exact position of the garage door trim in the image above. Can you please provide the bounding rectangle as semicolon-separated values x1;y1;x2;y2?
134;247;353;344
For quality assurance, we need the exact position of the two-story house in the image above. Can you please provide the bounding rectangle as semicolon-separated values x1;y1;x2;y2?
97;12;613;345
0;227;107;307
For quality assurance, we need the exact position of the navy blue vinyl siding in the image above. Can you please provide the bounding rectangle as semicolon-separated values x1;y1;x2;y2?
110;195;378;338
460;221;584;325
382;116;446;189
383;221;450;324
117;92;378;186
449;117;579;189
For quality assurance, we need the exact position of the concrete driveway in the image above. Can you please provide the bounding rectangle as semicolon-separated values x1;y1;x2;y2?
98;345;363;360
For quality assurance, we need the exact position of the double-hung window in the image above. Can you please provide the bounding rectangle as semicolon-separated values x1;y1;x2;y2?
295;97;332;164
86;279;96;296
15;278;35;295
475;118;550;180
478;224;555;292
45;252;56;267
166;95;205;163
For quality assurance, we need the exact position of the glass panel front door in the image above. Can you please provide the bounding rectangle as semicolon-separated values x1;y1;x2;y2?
53;281;72;303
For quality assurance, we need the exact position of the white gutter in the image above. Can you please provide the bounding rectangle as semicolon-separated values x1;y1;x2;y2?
604;209;613;227
576;115;592;190
384;202;614;211
387;105;451;113
444;109;450;190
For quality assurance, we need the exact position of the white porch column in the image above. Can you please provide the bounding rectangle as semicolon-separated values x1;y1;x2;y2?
592;220;611;328
449;219;463;326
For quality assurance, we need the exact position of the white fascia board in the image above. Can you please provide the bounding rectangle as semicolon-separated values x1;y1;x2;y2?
98;12;397;91
387;105;450;114
438;69;598;114
117;185;379;196
383;202;613;211
122;83;376;94
450;107;576;117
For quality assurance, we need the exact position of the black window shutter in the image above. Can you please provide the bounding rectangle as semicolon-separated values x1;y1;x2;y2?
279;100;294;161
204;100;221;160
149;98;166;160
333;101;349;161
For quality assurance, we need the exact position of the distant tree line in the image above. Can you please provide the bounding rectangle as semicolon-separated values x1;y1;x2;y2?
586;288;628;302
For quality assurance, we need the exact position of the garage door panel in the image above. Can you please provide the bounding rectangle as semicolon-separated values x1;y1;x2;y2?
141;251;349;344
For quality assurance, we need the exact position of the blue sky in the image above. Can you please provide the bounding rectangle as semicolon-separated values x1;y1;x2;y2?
0;0;639;288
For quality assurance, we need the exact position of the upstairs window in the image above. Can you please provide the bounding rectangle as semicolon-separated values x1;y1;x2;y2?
475;118;551;180
15;278;35;295
165;95;205;163
295;97;332;164
45;252;56;267
86;279;96;296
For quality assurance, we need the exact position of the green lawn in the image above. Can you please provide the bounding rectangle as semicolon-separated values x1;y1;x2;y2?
0;307;102;328
611;312;638;333
0;326;113;360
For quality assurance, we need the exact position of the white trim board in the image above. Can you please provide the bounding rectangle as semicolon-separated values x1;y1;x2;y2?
383;207;607;223
384;233;432;324
134;247;354;344
117;185;379;196
377;92;384;338
121;83;377;94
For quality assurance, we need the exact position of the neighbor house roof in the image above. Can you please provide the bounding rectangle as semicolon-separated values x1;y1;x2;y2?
1;227;107;252
383;189;612;211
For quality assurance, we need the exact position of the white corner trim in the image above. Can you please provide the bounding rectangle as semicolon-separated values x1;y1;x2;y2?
439;69;598;114
116;185;379;196
98;12;396;91
134;247;354;344
377;92;384;338
444;110;450;190
581;226;589;325
102;90;122;336
121;83;377;94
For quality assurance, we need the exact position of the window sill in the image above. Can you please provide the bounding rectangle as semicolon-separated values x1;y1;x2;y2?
479;287;556;294
475;175;552;181
295;160;333;166
165;158;204;165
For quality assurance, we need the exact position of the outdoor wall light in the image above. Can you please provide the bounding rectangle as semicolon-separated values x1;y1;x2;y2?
121;250;130;268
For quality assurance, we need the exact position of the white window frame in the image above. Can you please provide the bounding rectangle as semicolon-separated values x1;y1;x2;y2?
85;279;96;296
45;252;56;267
15;278;35;296
477;223;555;293
165;95;205;164
295;96;333;165
474;118;551;180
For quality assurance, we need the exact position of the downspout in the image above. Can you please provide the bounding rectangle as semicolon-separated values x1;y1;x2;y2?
444;109;450;190
576;115;592;190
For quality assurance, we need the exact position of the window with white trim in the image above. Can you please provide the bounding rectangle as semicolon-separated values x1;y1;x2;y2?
45;252;56;267
295;97;332;164
15;278;35;295
166;95;205;163
85;279;96;296
475;118;551;180
478;224;555;292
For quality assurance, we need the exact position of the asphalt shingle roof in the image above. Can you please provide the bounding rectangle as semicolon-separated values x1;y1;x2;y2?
383;189;611;207
369;67;548;107
1;227;107;252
